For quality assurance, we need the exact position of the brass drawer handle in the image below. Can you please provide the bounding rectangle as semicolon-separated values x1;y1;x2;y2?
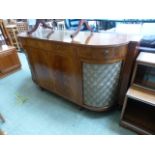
56;45;60;50
104;49;109;54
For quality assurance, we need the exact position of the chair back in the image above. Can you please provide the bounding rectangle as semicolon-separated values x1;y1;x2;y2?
0;19;13;46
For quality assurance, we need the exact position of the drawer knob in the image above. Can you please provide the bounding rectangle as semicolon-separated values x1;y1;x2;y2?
56;45;60;49
105;50;109;54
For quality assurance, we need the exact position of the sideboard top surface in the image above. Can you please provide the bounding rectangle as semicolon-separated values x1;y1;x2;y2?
18;29;142;47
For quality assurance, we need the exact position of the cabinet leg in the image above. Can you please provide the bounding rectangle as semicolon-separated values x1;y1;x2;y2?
79;107;85;111
0;129;6;135
39;87;45;91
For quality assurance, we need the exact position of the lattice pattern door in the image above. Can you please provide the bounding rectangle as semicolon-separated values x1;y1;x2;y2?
83;61;122;108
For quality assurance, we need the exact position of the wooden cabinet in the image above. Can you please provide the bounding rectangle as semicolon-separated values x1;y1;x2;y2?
120;52;155;134
18;30;136;111
121;86;155;134
117;41;140;106
24;43;82;105
0;20;21;78
0;46;21;78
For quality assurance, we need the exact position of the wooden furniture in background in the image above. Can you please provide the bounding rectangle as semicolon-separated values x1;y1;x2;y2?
18;29;140;111
120;52;155;134
16;22;28;33
0;20;21;134
0;130;6;135
131;52;155;90
0;45;21;78
0;20;21;78
0;19;13;46
6;25;21;51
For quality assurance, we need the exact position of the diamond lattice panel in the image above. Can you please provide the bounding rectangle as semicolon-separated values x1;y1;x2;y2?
83;62;122;108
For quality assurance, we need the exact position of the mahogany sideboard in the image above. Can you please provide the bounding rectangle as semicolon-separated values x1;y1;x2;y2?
18;30;141;111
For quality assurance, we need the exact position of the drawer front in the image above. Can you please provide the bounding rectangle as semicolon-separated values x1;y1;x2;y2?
78;45;127;62
22;39;75;57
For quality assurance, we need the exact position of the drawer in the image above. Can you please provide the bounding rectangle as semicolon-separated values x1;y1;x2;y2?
23;39;75;57
78;46;127;62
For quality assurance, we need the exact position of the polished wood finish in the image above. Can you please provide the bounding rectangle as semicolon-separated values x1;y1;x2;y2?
19;30;131;46
0;20;21;78
120;52;155;134
18;30;139;111
127;85;155;106
118;41;140;105
120;86;155;134
0;45;21;78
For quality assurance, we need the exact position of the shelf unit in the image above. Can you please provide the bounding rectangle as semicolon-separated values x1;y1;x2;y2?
131;52;155;91
120;52;155;134
16;22;28;33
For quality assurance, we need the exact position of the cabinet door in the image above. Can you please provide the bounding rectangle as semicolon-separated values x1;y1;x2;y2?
25;46;82;104
26;48;55;91
51;54;82;103
0;50;20;74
